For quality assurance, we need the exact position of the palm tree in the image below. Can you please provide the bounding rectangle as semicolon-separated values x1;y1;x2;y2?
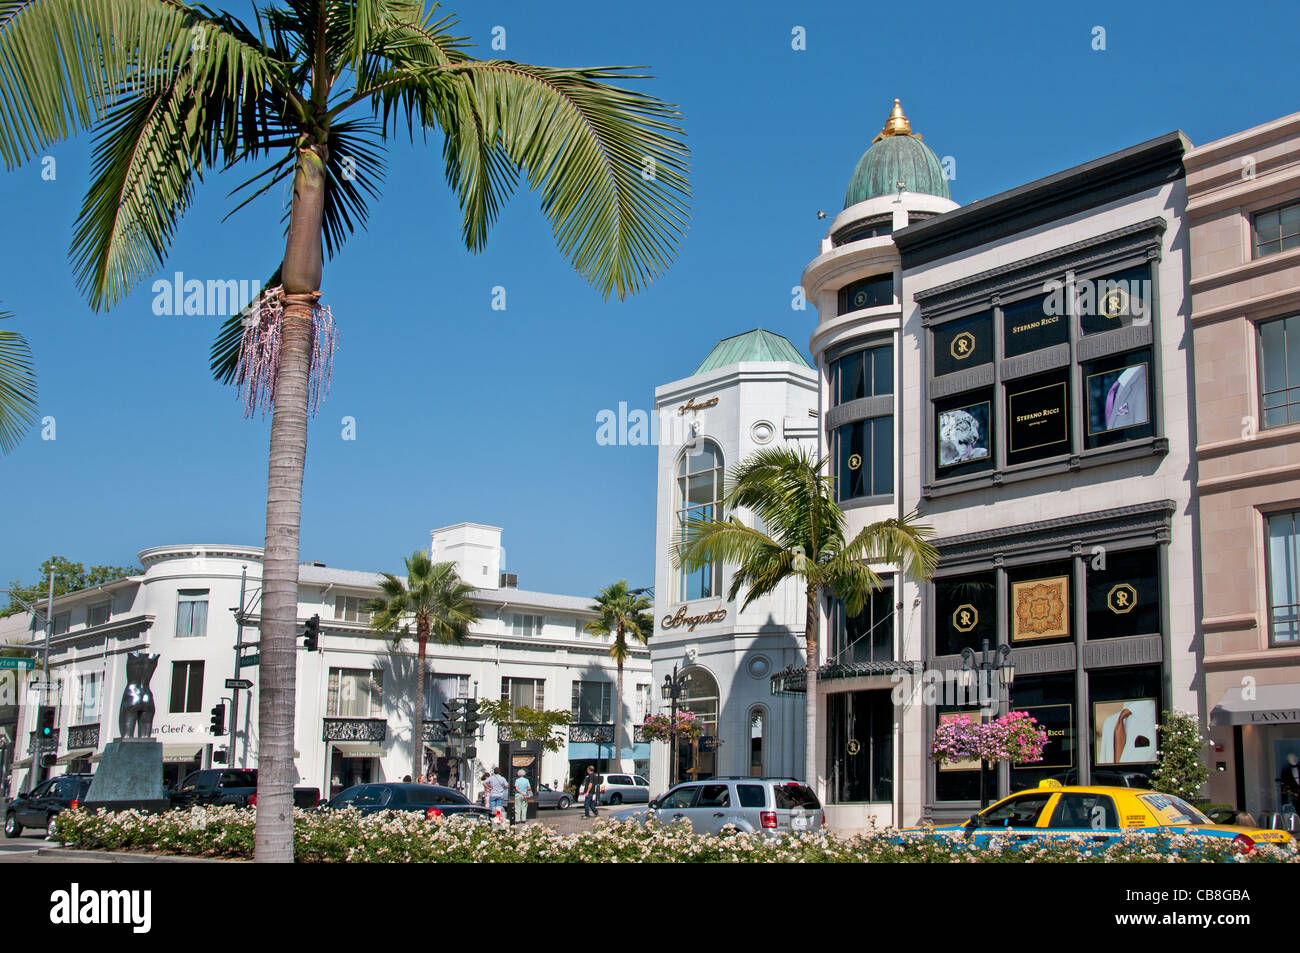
583;580;652;771
675;447;938;790
0;1;688;860
0;307;36;454
365;551;479;780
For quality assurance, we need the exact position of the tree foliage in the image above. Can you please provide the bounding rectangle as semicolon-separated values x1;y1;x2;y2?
478;699;571;753
1;556;139;618
1151;709;1210;802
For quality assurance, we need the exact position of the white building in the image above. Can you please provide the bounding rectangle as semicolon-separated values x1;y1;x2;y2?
648;329;817;792
1;525;650;801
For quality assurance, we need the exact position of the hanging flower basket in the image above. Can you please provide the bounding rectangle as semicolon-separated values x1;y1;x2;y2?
641;711;702;742
931;711;1048;766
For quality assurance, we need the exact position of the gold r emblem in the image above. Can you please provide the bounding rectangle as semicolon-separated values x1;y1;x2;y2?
951;331;975;360
1101;288;1129;320
846;739;861;756
1107;583;1137;614
953;604;978;632
848;453;863;471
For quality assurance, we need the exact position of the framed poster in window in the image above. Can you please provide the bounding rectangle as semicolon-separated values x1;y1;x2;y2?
937;400;991;469
1015;703;1073;769
1086;361;1149;435
1092;698;1158;766
933;312;993;376
1007;378;1069;462
1011;575;1070;642
1003;294;1067;357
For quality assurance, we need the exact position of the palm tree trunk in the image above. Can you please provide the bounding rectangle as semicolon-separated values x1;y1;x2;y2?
254;143;326;864
614;651;625;773
414;622;428;780
804;581;819;789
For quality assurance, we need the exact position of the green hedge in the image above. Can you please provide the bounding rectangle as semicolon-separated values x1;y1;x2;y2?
52;807;1300;863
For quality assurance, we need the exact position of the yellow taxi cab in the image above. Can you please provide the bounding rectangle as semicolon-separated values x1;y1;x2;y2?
907;780;1295;853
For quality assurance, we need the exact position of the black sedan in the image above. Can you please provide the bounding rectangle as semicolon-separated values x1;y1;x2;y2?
323;783;493;823
4;774;94;838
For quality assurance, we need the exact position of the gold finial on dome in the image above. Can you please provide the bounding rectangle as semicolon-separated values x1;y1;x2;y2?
872;98;914;143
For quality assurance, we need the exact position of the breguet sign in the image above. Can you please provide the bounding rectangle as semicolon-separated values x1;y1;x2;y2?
678;396;719;415
661;606;727;632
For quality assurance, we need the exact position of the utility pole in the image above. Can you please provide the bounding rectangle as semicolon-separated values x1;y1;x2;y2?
33;569;54;787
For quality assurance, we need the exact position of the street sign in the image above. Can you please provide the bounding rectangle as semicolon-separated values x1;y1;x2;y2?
28;680;54;691
238;653;260;668
0;657;34;670
225;678;253;690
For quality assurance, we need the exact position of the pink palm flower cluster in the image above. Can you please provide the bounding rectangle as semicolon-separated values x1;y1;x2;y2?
235;285;338;418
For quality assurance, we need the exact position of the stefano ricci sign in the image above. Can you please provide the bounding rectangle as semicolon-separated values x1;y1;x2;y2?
661;605;727;632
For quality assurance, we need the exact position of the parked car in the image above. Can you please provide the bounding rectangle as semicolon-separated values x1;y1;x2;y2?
902;781;1297;852
322;783;493;823
169;769;320;809
594;773;651;805
4;774;94;838
610;777;824;836
535;784;572;810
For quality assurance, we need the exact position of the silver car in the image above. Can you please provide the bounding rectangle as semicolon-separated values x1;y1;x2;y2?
612;778;824;836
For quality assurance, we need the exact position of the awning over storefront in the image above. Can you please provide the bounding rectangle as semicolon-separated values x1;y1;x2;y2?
568;743;650;761
771;661;921;695
55;749;94;764
163;745;203;763
332;743;384;758
1210;684;1300;726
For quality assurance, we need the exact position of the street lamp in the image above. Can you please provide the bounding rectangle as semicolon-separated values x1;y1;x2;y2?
959;639;1014;809
661;665;687;788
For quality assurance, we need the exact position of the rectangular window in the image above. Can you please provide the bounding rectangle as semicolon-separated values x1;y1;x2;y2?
328;668;384;718
933;311;993;376
88;601;111;627
827;690;893;803
1086;547;1160;640
52;612;71;636
1267;511;1300;646
169;661;204;714
1002;293;1067;357
1084;350;1153;448
510;614;545;637
1078;263;1151;336
838;274;894;314
1259;315;1300;428
834;416;893;501
1254;200;1300;258
425;673;470;720
934;572;996;657
833;344;893;405
1005;370;1070;466
636;683;652;722
333;595;372;624
1008;673;1077;792
501;677;544;710
571;681;613;722
176;589;209;638
76;671;102;721
830;586;895;665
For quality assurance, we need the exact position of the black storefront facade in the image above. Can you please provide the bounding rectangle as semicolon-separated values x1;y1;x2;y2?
923;502;1176;822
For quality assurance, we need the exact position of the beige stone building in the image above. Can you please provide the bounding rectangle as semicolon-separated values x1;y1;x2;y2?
1186;112;1300;822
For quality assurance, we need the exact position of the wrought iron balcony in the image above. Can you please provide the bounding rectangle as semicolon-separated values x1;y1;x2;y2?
322;717;387;743
632;724;648;743
569;722;615;743
28;728;59;750
66;723;100;750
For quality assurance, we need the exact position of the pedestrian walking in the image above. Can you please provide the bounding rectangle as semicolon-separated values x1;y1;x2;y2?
581;765;600;818
485;766;508;814
513;769;532;825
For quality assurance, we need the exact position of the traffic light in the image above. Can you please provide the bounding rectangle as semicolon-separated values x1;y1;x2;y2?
442;699;465;733
37;705;55;739
303;614;321;652
462;698;481;736
210;702;227;736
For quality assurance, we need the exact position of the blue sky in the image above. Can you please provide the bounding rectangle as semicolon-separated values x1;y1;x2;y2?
1;0;1298;598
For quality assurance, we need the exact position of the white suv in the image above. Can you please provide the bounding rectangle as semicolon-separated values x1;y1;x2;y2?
594;773;650;805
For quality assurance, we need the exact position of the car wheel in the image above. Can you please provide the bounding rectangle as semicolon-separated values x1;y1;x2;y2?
609;793;622;805
557;796;571;811
45;813;58;840
3;813;20;838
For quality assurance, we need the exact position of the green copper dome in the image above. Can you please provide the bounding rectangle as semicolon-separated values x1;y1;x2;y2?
694;329;810;374
844;99;950;208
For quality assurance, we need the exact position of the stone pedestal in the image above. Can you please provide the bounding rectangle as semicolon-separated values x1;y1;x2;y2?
83;739;170;812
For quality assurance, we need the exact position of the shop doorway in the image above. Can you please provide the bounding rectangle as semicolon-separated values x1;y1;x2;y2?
330;751;376;798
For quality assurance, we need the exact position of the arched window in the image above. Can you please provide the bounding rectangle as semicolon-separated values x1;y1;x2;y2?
748;706;767;777
677;441;724;602
676;666;719;781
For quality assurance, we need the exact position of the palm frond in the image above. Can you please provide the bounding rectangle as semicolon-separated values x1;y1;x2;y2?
0;307;36;453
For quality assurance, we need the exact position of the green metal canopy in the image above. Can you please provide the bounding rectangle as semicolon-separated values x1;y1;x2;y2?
693;329;810;375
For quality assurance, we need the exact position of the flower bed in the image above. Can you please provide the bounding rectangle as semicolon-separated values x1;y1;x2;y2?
51;808;1300;864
